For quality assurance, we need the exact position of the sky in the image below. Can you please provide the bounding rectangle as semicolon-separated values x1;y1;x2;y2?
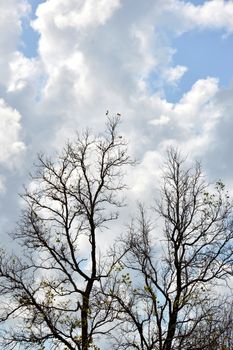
1;0;233;245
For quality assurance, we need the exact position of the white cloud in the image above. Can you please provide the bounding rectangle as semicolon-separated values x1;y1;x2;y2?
129;76;223;201
130;150;163;197
162;65;188;85
0;0;29;57
54;0;121;29
30;0;233;132
29;0;158;138
151;114;170;126
32;0;120;66
0;0;232;237
0;99;25;165
7;52;39;92
199;83;233;182
160;0;233;34
173;77;219;129
183;0;233;33
0;176;6;194
9;0;231;182
0;0;30;89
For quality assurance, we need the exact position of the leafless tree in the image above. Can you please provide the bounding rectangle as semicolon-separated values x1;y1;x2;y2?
178;299;233;350
110;149;233;350
0;116;132;350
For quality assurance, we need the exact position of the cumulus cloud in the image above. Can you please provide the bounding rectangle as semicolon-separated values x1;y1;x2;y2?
173;77;219;128
0;0;30;85
130;77;222;200
162;65;188;85
7;52;39;92
200;83;233;184
0;0;29;57
30;0;233;128
0;0;232;236
54;0;121;29
151;114;170;126
32;0;121;67
160;0;233;35
0;177;6;194
3;0;229;183
0;99;25;166
183;0;233;33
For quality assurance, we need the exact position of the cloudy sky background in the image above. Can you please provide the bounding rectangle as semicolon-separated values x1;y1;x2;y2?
1;0;233;245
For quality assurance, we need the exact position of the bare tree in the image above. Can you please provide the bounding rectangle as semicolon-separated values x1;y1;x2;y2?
0;116;132;350
111;149;233;350
178;299;233;350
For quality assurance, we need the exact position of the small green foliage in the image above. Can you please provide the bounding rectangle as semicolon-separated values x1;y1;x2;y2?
144;285;157;302
73;319;81;328
121;273;131;285
114;262;124;272
216;180;225;190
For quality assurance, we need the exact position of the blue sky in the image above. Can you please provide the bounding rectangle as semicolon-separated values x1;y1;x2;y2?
171;29;233;100
0;0;233;243
20;19;39;57
19;0;41;57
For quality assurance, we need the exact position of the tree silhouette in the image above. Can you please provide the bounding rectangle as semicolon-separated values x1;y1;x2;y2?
0;116;132;350
109;149;233;350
